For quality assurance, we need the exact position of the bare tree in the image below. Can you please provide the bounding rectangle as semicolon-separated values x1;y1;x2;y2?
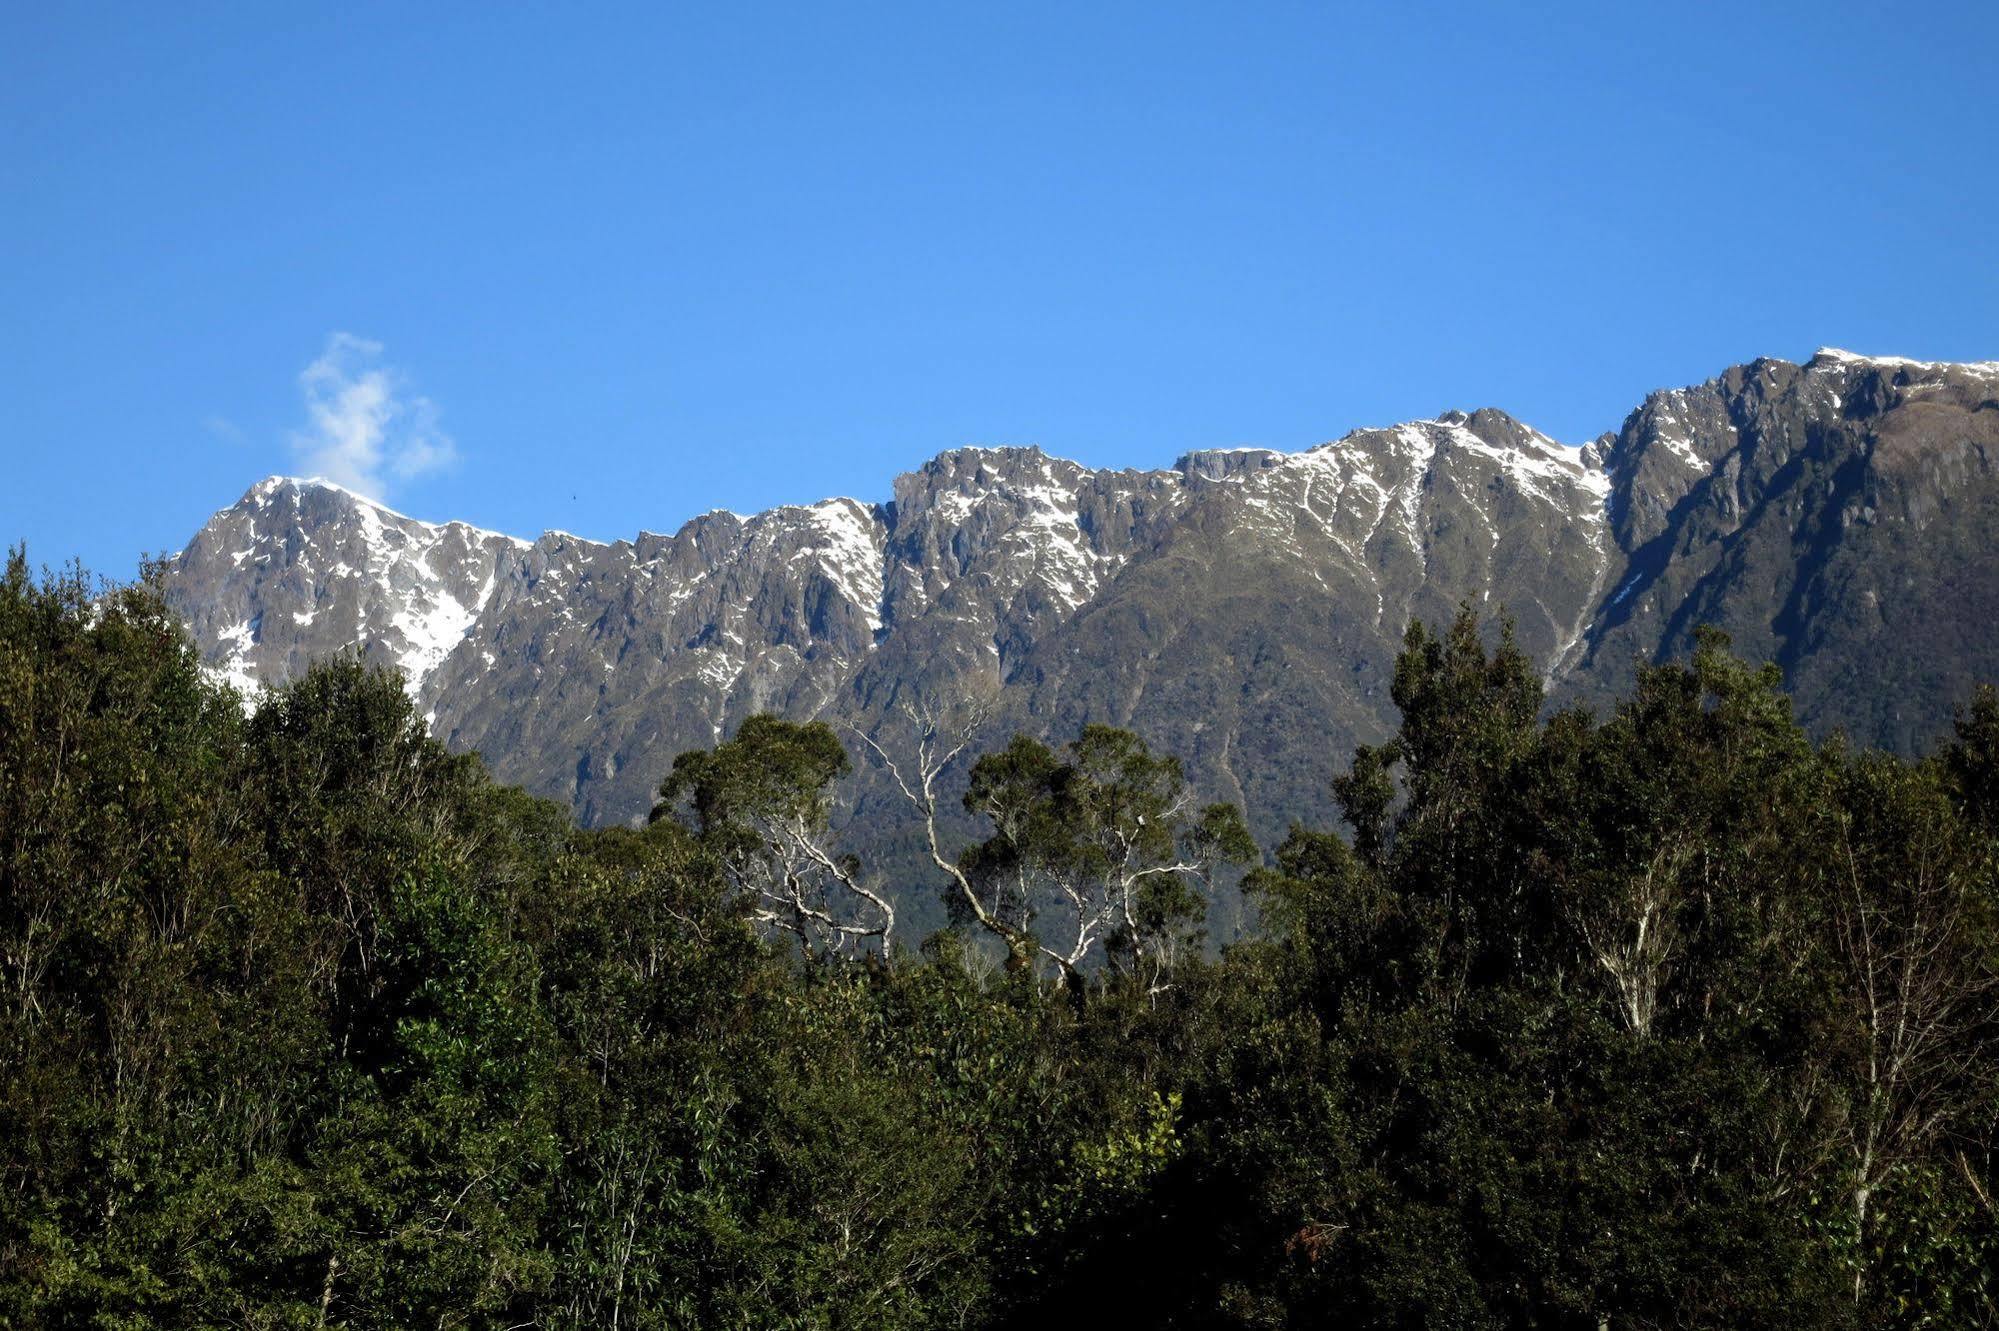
1571;840;1695;1039
844;697;1038;971
1825;760;1998;1302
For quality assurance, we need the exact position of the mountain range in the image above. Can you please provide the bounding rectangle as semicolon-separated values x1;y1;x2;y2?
164;348;1999;906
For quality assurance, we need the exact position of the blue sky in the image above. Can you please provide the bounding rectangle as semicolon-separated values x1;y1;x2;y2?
5;2;1996;577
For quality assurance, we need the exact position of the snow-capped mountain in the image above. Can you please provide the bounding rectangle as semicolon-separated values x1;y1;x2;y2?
164;349;1999;853
175;477;529;702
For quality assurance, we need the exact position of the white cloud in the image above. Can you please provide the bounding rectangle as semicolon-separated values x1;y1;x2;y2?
290;333;457;498
204;414;248;445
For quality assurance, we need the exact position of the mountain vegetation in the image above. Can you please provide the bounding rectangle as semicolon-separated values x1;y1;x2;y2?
6;550;1999;1327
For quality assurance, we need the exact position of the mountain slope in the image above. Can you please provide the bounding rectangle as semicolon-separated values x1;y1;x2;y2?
163;349;1999;857
1573;348;1999;752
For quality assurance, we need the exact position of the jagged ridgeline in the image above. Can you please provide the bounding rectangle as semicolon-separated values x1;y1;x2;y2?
166;348;1999;852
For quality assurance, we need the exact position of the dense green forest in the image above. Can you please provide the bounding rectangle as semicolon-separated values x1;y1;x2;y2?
4;549;1997;1329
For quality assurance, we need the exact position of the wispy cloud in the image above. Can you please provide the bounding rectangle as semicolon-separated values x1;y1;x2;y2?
204;414;248;445
290;333;457;498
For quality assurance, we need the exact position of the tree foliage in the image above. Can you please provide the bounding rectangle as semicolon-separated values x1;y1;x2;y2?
3;559;1996;1328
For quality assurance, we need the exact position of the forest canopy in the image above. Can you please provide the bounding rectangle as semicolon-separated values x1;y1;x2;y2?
3;549;1996;1328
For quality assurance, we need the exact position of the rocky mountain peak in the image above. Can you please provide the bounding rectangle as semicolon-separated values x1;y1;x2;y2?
162;351;1999;861
1175;449;1284;482
176;475;528;699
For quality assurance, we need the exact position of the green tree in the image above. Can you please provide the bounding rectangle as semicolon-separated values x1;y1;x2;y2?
956;725;1253;994
653;715;897;962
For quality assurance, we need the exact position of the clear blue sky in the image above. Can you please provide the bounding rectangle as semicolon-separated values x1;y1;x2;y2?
6;2;1996;576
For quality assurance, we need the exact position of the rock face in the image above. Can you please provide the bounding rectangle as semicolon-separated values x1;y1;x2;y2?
165;348;1999;870
1571;349;1999;752
174;478;529;703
